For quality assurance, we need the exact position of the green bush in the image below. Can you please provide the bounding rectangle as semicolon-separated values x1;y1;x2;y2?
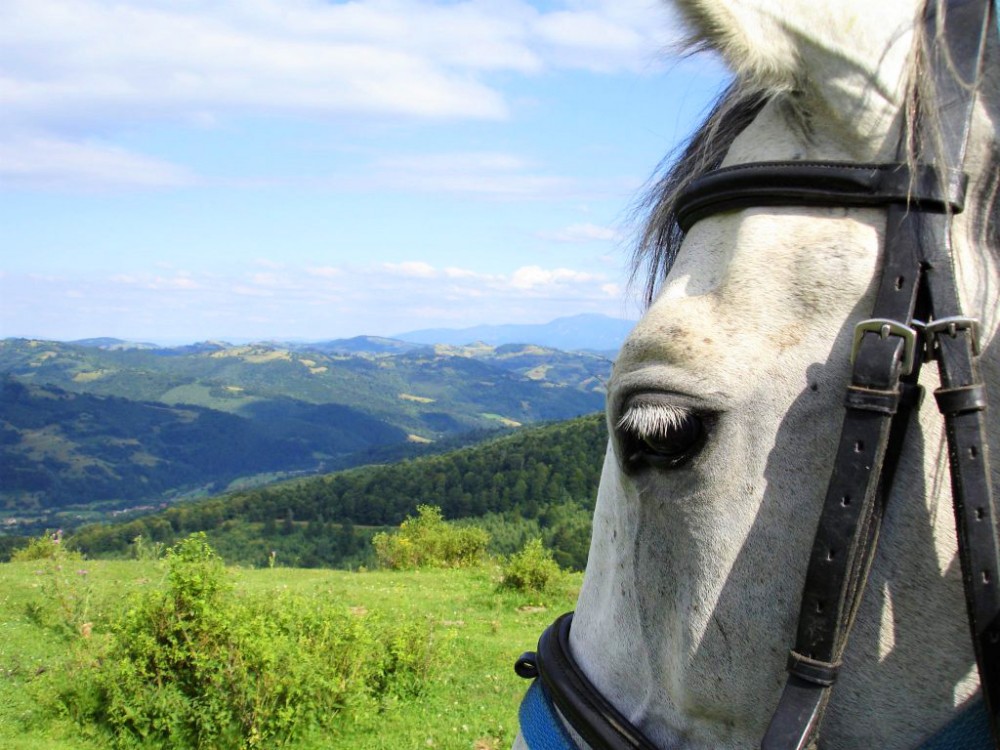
129;534;165;561
57;533;435;749
11;531;82;563
372;505;490;569
16;531;91;640
499;538;562;593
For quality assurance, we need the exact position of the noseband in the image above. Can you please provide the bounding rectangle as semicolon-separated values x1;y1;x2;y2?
517;1;1000;748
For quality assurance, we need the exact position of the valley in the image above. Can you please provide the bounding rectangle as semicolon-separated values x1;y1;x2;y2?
0;321;619;535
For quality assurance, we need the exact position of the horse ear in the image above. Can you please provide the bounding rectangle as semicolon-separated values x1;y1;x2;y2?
670;0;919;97
670;0;800;90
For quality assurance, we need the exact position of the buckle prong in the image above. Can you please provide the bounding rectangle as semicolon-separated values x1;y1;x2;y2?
851;319;918;375
924;316;981;357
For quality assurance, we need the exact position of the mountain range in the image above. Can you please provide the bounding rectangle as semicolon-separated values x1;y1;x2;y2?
61;313;637;355
394;313;635;353
0;325;617;529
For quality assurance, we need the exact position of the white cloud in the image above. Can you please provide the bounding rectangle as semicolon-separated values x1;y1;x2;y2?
0;135;193;189
306;265;342;278
231;286;275;297
364;150;576;199
382;261;438;278
0;0;674;131
537;222;620;243
0;1;509;127
443;266;480;279
109;272;203;290
535;10;645;71
3;258;629;340
509;265;601;290
378;152;532;172
253;258;286;269
0;0;682;190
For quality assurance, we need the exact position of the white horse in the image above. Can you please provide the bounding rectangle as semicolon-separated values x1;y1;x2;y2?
515;0;1000;748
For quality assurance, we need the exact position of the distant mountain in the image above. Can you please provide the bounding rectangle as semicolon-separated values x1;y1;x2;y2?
0;338;609;522
151;341;232;356
394;313;635;353
71;337;160;350
301;336;421;355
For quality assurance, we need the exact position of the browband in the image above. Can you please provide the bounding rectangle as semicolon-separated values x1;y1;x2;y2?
674;162;968;232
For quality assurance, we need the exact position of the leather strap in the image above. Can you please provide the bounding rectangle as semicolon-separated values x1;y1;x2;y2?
931;328;1000;737
675;162;967;232
764;1;997;747
909;0;1000;740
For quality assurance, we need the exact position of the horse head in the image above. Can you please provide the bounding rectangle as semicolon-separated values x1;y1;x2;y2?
516;1;1000;748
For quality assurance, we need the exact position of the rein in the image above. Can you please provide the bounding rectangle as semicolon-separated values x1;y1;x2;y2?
516;0;1000;748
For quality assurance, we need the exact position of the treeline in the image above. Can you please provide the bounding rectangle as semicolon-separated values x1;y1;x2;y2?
68;414;609;570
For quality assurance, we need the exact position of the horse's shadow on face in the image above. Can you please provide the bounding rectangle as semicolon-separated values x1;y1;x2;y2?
692;305;983;738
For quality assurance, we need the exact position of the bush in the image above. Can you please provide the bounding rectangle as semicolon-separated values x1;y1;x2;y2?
11;530;82;563
57;533;435;749
372;505;490;569
16;531;91;640
129;534;165;561
499;538;562;594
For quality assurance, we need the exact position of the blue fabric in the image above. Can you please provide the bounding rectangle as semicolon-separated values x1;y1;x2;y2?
518;678;993;749
917;699;992;750
519;680;581;750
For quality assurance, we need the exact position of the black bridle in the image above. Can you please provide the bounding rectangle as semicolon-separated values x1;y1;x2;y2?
517;1;1000;748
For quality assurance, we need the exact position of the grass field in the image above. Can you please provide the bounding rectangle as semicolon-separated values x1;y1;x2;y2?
0;557;580;750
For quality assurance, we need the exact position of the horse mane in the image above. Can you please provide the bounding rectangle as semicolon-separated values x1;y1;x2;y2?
630;0;1000;307
628;81;769;305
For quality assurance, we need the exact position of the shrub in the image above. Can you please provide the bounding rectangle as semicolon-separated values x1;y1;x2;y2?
372;505;490;569
16;531;91;640
56;533;435;749
499;538;562;594
129;534;165;561
11;530;81;563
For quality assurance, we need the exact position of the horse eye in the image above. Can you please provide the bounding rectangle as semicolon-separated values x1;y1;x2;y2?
621;411;706;472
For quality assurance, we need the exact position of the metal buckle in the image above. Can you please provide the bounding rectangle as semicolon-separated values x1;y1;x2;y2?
924;316;981;357
851;319;919;375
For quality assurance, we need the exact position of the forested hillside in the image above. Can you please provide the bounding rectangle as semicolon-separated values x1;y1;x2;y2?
68;413;609;570
0;337;609;523
0;376;405;511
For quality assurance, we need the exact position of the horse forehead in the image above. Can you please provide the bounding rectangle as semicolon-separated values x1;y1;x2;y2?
620;209;882;370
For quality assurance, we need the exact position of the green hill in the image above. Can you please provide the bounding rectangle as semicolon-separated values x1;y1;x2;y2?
0;375;406;513
67;413;609;570
0;339;609;428
0;338;610;525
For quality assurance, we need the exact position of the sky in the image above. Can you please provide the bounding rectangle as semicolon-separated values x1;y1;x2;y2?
0;0;728;345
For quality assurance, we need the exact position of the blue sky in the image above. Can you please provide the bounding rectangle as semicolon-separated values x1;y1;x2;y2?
0;0;727;344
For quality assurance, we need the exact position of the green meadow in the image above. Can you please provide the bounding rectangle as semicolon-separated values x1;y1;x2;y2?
0;550;580;749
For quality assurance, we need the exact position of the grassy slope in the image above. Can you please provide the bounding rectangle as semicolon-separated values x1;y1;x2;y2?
0;560;580;750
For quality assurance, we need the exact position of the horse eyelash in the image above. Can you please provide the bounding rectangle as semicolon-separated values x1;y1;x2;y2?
616;403;692;439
